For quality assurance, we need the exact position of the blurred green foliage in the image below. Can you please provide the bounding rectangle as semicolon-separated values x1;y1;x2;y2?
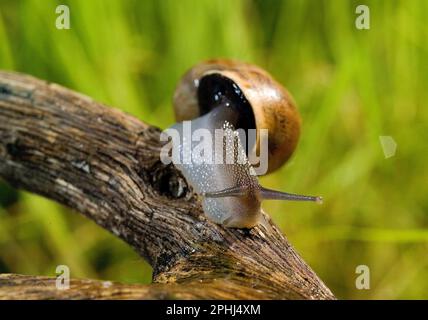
0;0;427;299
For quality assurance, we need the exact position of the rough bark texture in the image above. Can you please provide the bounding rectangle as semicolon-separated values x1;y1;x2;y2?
0;71;335;300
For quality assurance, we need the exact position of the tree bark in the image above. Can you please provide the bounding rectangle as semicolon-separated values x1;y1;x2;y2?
0;71;335;300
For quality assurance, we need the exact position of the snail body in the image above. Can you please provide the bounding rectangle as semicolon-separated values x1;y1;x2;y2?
166;59;321;229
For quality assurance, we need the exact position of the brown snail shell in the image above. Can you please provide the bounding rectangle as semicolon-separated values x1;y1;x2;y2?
173;59;301;173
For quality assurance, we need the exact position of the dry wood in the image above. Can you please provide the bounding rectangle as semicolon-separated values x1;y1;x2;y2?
0;71;334;300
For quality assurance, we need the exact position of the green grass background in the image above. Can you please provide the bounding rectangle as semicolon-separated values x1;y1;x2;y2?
0;0;427;299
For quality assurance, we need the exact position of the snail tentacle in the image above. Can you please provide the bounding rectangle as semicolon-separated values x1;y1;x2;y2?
259;186;323;204
203;186;248;198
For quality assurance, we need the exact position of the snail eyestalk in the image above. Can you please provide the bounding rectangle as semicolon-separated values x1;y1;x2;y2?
203;186;248;198
203;185;323;205
260;187;323;204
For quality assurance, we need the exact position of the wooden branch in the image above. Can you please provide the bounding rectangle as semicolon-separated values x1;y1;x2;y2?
0;71;335;300
0;274;275;300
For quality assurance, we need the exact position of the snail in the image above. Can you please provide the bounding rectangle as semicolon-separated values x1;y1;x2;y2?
161;59;322;229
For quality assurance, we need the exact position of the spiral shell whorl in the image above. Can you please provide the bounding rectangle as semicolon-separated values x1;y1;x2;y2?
173;59;301;173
